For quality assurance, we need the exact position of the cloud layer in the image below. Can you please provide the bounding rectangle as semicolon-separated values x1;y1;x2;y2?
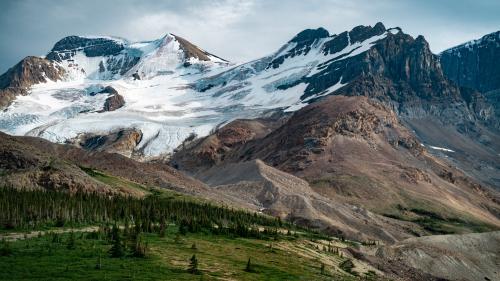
1;0;499;73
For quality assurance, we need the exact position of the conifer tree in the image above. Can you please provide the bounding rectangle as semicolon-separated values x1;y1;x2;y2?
188;254;199;274
109;225;125;258
244;258;255;273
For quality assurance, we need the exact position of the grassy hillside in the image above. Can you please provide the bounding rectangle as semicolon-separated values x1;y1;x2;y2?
0;226;382;281
0;187;384;280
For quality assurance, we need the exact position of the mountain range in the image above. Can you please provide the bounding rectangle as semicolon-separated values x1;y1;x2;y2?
0;22;499;281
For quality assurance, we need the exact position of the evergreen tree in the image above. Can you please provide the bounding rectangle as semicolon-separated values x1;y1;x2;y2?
191;243;197;250
188;254;200;274
109;225;125;258
0;187;286;238
320;263;325;275
244;258;256;273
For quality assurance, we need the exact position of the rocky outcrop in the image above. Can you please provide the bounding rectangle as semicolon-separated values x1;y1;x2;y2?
300;25;488;128
103;94;125;111
68;128;142;158
98;85;119;95
440;31;500;93
97;86;125;112
0;56;65;109
173;34;227;63
46;36;125;60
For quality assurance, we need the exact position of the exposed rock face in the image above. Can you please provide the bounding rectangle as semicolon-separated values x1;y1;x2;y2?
173;95;500;239
173;34;227;62
98;86;125;112
0;56;65;109
195;23;494;128
46;35;140;77
268;27;330;69
103;94;125;111
438;31;500;155
280;24;499;189
46;36;125;60
99;86;119;95
440;31;500;93
299;25;490;128
69;128;142;158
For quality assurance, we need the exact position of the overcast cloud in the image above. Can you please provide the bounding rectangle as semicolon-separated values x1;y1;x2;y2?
1;0;499;73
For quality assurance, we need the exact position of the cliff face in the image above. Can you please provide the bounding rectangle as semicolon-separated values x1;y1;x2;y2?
301;28;494;128
440;31;500;93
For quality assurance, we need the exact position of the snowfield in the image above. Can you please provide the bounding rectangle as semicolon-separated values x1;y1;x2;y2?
0;29;391;158
0;69;311;158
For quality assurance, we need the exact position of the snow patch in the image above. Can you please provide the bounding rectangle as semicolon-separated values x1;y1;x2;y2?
428;146;455;153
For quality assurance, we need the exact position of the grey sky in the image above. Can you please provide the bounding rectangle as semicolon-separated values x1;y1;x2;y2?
1;0;499;73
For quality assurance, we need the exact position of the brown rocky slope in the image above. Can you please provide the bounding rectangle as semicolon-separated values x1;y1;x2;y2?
172;95;500;239
0;131;240;204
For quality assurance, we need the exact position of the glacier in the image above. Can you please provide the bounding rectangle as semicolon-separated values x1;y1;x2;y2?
0;27;391;159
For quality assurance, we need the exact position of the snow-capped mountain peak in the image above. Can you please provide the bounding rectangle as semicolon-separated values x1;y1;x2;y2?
46;33;229;81
0;23;417;159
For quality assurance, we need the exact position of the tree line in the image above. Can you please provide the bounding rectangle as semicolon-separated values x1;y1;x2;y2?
0;187;283;237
